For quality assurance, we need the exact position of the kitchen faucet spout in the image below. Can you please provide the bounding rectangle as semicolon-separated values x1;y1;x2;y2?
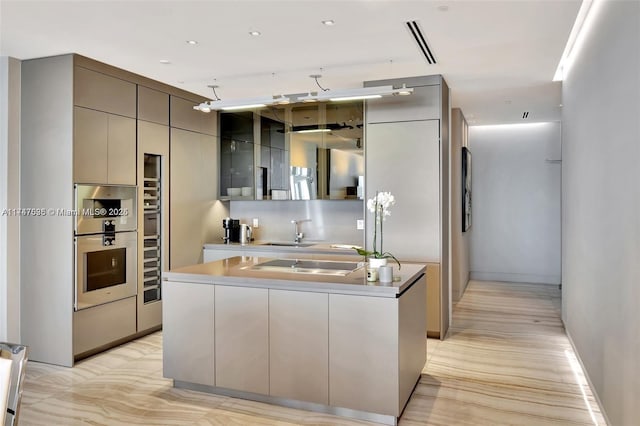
291;219;312;243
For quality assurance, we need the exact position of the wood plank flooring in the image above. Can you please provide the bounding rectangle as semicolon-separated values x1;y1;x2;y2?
19;280;607;425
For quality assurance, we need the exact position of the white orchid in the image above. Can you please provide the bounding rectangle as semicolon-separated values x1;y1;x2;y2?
356;191;400;268
367;191;395;222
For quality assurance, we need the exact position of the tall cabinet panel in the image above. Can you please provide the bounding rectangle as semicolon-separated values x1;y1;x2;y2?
366;120;440;260
170;129;219;268
365;75;450;339
20;54;75;366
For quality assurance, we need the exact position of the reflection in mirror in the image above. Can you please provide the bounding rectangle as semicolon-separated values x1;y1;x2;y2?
220;111;254;199
219;101;364;200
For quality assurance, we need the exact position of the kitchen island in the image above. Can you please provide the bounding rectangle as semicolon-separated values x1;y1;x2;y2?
163;256;426;425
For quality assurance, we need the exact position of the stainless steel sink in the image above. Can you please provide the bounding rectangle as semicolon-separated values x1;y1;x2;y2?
245;259;365;276
259;242;316;247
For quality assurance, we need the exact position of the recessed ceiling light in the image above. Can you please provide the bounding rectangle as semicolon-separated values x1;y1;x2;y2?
437;5;449;12
159;59;171;64
177;80;185;84
322;20;335;26
249;30;261;36
186;40;198;45
505;100;512;104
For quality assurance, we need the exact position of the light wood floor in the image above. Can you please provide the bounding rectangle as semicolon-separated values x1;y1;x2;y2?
19;281;607;425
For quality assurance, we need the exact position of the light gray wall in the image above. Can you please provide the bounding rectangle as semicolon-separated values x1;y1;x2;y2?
451;108;470;302
469;122;561;284
0;56;21;342
229;200;363;245
561;1;640;424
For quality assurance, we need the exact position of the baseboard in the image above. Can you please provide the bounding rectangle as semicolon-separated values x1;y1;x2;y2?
469;271;560;285
563;326;611;426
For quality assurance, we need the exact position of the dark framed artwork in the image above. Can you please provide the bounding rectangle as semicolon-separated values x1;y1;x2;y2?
462;147;472;232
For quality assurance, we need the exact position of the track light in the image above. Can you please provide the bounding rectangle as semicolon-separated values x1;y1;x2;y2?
296;85;413;102
193;95;292;112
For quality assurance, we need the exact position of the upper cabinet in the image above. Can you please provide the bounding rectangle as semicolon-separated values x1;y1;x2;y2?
220;112;255;199
138;86;169;125
74;66;137;118
170;95;217;136
73;66;137;185
73;107;137;184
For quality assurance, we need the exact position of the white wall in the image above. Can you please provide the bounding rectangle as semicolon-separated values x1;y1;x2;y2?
562;1;640;424
469;122;561;284
0;56;21;342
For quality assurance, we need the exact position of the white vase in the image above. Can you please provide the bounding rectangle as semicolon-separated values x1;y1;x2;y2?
368;257;388;269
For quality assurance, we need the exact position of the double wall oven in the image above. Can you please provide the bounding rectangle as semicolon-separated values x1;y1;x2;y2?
74;184;138;311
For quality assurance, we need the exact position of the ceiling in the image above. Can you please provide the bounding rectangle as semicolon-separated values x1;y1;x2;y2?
0;0;581;125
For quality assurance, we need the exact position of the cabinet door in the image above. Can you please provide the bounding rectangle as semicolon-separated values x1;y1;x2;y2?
74;106;108;183
215;285;269;394
365;120;440;261
107;114;136;184
162;281;215;386
74;66;136;118
170;129;220;268
170;95;217;135
138;85;169;125
269;290;328;404
366;84;440;123
329;294;399;416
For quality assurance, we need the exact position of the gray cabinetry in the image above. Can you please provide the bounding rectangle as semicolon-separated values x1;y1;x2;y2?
365;75;450;339
74;66;136;118
170;129;218;268
214;285;269;394
329;294;399;415
366;84;441;123
269;289;329;404
73;106;136;184
366;120;440;260
163;281;215;386
138;85;169;125
170;95;217;135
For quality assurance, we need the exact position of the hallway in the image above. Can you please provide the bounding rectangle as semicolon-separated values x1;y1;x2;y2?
18;281;606;425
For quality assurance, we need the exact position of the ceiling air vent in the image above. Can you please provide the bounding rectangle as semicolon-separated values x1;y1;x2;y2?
406;21;436;64
522;111;530;119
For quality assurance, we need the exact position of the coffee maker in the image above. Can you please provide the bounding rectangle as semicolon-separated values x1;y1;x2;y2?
222;218;240;244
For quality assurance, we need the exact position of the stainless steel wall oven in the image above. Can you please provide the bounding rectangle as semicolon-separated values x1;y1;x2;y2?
74;184;138;311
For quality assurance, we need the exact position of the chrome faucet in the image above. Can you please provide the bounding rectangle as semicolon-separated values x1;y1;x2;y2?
291;219;312;243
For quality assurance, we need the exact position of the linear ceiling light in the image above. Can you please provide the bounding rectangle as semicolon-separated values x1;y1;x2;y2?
296;85;413;103
193;95;292;112
553;0;603;81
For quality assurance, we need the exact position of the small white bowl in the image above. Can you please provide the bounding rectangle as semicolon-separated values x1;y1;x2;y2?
227;187;241;196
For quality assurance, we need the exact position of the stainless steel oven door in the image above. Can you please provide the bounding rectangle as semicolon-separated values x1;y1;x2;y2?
75;231;137;311
75;184;137;235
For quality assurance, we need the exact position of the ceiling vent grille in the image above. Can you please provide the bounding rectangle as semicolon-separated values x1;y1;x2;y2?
406;21;436;64
522;111;530;119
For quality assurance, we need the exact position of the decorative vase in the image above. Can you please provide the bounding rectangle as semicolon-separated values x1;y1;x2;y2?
368;257;388;269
